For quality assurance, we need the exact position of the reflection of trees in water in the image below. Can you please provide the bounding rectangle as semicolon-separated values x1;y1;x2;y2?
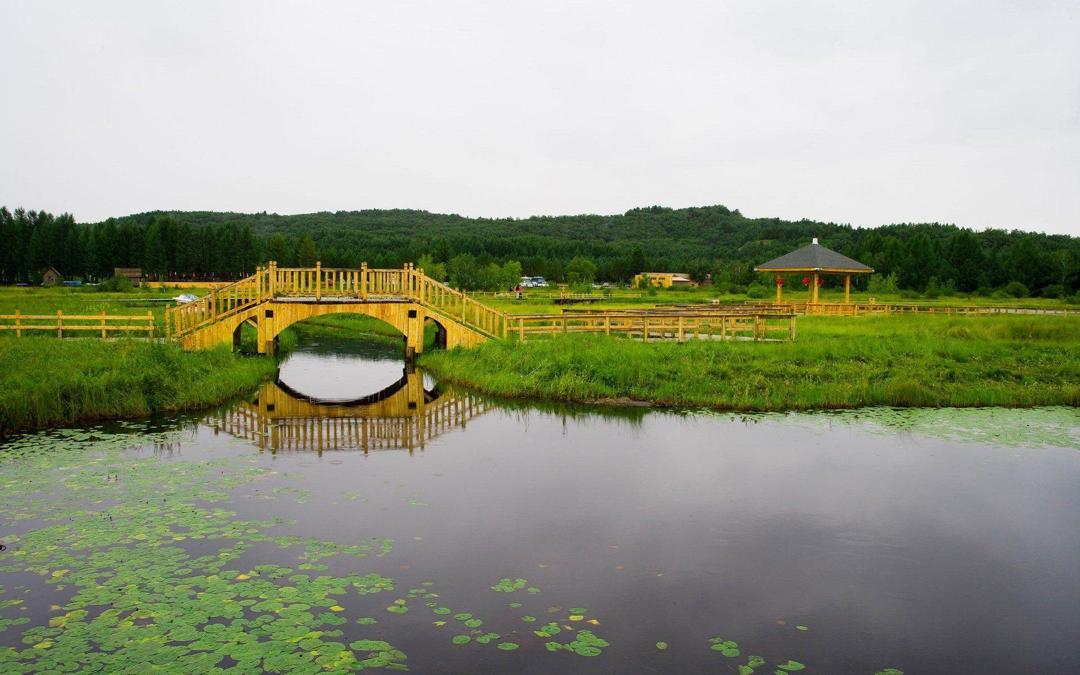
208;369;490;453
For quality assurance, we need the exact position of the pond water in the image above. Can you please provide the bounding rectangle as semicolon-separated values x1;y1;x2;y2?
2;335;1079;674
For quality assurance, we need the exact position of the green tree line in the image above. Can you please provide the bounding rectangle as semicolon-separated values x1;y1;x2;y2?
1;204;1077;296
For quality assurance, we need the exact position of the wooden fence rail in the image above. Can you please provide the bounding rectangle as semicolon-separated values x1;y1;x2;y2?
509;311;796;343
0;310;155;338
752;302;1077;317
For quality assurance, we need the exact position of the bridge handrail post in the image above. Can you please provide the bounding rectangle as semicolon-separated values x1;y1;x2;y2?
360;263;368;300
315;262;322;302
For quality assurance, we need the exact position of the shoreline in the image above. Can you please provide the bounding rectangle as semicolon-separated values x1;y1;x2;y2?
0;339;278;437
419;315;1080;412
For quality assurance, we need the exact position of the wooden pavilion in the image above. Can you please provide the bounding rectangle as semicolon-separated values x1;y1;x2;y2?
754;238;873;304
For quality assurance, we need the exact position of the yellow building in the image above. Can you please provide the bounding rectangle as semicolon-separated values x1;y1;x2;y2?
632;272;697;289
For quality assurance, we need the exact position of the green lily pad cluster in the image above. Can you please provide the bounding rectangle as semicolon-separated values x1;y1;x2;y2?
490;577;528;593
709;637;741;657
709;640;807;675
545;629;609;657
0;427;415;672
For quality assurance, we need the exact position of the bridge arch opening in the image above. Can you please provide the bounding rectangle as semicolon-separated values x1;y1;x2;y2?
269;310;442;402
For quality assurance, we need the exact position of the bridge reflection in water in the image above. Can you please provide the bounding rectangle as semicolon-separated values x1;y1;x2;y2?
209;369;489;454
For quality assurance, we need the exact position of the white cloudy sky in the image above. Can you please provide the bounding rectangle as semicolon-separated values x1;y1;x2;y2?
1;0;1078;234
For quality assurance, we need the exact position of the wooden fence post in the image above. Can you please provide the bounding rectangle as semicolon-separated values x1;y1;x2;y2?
101;310;107;338
148;311;154;339
57;310;63;339
15;309;21;338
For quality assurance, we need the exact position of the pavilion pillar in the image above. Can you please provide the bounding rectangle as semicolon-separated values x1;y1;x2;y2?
776;281;782;304
811;272;819;305
844;274;851;304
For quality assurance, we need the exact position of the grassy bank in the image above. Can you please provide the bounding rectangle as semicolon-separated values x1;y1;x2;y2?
0;338;276;435
420;315;1080;410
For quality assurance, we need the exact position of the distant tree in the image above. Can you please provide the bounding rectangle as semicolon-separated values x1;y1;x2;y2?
628;246;647;276
143;221;167;278
447;253;481;290
266;233;290;266
499;260;523;290
686;258;711;283
295;235;318;267
416;253;447;282
566;256;597;285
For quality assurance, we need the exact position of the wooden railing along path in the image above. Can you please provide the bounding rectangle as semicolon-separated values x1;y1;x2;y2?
508;310;796;342
0;310;155;338
746;301;1076;317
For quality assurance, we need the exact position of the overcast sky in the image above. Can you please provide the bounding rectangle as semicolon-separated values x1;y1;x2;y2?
1;1;1078;234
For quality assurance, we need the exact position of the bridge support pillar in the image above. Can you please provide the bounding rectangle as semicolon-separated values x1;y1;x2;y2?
257;305;276;355
405;304;425;362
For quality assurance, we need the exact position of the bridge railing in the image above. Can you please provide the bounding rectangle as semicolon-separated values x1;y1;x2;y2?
167;267;272;339
408;265;509;339
167;263;512;341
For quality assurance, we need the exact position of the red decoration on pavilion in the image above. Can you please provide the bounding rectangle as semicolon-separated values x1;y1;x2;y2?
776;276;784;287
802;276;810;286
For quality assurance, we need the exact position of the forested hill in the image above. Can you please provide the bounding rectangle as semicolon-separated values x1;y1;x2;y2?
1;204;1077;296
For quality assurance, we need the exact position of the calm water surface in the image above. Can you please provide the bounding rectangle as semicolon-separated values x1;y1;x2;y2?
1;335;1078;674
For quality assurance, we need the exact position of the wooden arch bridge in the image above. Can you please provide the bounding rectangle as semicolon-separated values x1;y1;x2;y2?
167;263;500;358
211;370;489;453
166;263;796;355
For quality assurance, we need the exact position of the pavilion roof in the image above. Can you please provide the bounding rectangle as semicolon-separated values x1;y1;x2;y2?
754;239;873;273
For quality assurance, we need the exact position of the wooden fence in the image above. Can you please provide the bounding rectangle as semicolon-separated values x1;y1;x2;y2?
508;310;796;342
0;310;155;338
752;302;1077;317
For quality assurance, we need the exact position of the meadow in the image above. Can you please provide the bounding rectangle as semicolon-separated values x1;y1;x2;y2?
0;284;204;337
2;284;1076;432
0;338;276;436
420;314;1080;410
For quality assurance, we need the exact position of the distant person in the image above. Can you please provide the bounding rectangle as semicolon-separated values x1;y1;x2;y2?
515;284;522;300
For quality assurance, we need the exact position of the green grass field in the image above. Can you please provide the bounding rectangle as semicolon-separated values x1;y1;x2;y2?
420;314;1080;410
479;287;1079;315
0;284;216;337
0;338;276;436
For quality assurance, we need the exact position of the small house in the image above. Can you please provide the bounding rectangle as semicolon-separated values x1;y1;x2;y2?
632;272;697;289
41;266;63;287
114;267;143;287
